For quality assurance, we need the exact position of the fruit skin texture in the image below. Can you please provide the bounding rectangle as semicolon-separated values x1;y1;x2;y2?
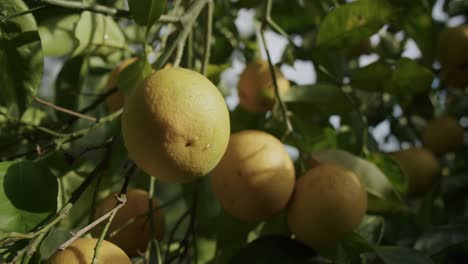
237;60;290;113
390;147;440;197
423;116;464;155
106;57;138;112
438;25;468;88
287;164;367;250
47;238;131;264
91;189;165;256
210;130;295;221
122;67;230;183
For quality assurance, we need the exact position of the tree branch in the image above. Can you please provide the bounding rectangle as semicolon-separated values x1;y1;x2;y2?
34;97;97;122
201;0;213;75
154;0;210;69
40;0;130;17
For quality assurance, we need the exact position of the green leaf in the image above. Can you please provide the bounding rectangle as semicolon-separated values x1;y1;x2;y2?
72;11;126;57
329;232;374;263
54;56;88;120
282;84;352;115
316;0;392;50
311;149;406;213
182;177;221;238
375;246;434;264
128;0;167;28
260;211;289;237
213;211;257;263
116;56;152;94
37;14;80;57
390;58;434;95
0;161;58;233
368;153;408;194
0;0;43;118
351;61;393;93
351;59;434;95
415;226;468;255
399;4;441;66
356;215;385;244
229;235;316;264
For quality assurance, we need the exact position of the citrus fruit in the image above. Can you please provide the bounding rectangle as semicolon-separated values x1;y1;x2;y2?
390;147;440;197
237;60;290;113
122;67;230;182
48;238;131;264
105;57;138;112
287;164;367;250
423;116;464;155
438;25;468;88
91;189;165;256
210;130;295;221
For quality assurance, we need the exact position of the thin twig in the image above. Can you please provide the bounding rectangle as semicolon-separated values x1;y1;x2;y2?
201;0;213;75
164;209;191;263
34;97;97;122
40;0;130;17
2;5;47;20
59;196;126;250
154;0;210;69
108;194;182;239
90;195;126;264
259;27;293;140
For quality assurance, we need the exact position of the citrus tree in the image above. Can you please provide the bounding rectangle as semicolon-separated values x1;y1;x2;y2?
1;0;468;263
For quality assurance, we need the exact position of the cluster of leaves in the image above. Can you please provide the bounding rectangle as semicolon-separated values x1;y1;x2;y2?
0;0;468;263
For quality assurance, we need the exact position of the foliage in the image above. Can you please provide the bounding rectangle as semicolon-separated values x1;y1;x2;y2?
0;0;468;263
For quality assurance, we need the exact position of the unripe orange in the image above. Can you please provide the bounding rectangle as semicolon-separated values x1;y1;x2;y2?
210;130;295;221
389;147;440;197
122;67;230;182
91;189;165;256
237;60;290;113
287;164;367;250
438;25;468;88
423;116;464;155
48;238;131;264
105;57;138;112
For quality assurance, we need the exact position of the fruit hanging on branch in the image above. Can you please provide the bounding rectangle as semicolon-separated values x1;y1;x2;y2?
238;60;290;113
389;147;440;197
48;238;131;264
105;57;138;112
438;25;468;89
122;67;230;183
287;164;367;250
423;116;464;155
210;130;295;221
91;189;165;256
